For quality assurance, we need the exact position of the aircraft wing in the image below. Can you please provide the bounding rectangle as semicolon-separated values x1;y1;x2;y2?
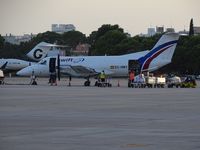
60;65;97;77
71;66;96;74
60;65;113;77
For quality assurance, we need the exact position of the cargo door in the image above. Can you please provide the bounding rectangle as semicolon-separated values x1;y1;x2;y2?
128;60;141;76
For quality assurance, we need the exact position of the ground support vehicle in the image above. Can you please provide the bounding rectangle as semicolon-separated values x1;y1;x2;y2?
0;70;4;85
155;77;166;88
129;75;166;88
180;76;197;88
167;76;182;88
95;79;112;87
167;76;197;88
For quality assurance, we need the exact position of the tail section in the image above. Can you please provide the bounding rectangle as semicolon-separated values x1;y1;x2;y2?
27;42;67;62
0;61;8;70
138;32;179;72
26;42;52;61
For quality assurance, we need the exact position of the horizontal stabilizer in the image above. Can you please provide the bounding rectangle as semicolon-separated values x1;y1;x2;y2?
0;62;8;70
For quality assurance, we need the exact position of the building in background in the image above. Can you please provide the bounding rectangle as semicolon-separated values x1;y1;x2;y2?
147;28;156;37
194;26;200;35
52;24;76;34
3;34;35;45
178;29;189;36
166;28;175;33
140;26;176;37
156;26;164;34
72;43;90;56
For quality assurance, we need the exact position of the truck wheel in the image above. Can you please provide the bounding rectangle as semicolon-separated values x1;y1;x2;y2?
128;82;131;87
168;84;172;88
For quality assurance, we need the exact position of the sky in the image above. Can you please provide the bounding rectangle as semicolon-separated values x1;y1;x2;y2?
0;0;200;36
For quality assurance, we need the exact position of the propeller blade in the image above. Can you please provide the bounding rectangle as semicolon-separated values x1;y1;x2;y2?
57;54;60;81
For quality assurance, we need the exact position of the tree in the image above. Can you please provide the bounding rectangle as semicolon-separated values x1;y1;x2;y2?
0;34;4;49
88;24;124;43
88;24;125;55
31;31;62;44
62;31;87;48
189;18;194;36
159;35;200;75
92;30;128;55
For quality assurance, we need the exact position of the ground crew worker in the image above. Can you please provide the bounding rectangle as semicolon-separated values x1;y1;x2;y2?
100;70;106;82
49;72;57;86
30;70;37;85
129;70;135;83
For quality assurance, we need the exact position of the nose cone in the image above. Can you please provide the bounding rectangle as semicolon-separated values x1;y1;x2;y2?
16;67;32;76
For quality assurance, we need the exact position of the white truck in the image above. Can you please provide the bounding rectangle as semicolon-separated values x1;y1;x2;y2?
0;69;4;84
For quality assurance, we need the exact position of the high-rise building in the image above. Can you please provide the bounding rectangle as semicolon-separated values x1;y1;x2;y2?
52;24;76;34
147;28;156;37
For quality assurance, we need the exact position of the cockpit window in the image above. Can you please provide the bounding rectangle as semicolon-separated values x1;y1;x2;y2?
39;60;47;65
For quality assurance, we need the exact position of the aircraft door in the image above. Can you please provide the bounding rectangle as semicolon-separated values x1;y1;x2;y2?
128;60;141;76
49;58;56;73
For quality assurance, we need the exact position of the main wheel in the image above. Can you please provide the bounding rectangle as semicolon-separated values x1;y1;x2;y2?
84;81;90;86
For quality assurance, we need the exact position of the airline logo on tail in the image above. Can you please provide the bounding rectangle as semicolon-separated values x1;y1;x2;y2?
138;40;178;71
136;32;180;73
33;49;44;59
27;42;51;61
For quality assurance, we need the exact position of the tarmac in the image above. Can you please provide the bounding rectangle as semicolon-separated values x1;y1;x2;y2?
0;77;200;150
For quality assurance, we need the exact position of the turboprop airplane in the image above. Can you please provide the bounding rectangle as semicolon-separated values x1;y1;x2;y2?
17;33;179;85
0;42;66;72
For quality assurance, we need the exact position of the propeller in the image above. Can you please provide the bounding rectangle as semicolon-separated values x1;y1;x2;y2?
57;54;61;81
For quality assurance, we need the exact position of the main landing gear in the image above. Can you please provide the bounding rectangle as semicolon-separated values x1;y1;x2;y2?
84;76;91;86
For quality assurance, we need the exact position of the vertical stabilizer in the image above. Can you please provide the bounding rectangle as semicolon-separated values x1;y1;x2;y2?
138;32;179;72
26;42;52;61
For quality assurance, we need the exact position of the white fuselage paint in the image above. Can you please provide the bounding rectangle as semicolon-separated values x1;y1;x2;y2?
17;51;163;77
0;59;35;71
